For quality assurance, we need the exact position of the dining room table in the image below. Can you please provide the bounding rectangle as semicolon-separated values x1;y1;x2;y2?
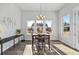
32;33;50;54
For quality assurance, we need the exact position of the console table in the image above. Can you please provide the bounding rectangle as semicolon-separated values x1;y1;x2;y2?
0;34;25;55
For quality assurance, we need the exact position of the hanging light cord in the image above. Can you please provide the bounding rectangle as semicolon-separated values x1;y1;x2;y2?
36;3;45;20
40;3;41;15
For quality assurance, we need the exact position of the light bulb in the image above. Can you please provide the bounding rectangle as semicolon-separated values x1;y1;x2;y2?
43;16;45;18
36;15;45;20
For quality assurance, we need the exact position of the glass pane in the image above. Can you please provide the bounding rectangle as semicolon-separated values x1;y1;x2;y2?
45;20;52;34
45;20;52;27
27;20;34;28
27;20;35;34
63;16;70;36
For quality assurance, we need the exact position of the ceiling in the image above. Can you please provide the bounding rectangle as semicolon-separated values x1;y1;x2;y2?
16;3;65;11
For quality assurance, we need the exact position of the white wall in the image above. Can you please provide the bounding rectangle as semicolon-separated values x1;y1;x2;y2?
0;4;21;53
1;3;79;53
59;4;78;48
21;11;59;40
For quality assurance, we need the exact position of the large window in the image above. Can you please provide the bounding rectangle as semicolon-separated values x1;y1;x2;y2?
27;20;53;34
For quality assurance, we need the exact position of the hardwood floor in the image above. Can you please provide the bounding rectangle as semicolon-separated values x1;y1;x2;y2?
3;40;66;55
51;40;79;55
3;42;26;55
3;40;79;55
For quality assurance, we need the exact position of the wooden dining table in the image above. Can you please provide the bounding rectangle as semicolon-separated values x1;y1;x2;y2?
32;34;50;53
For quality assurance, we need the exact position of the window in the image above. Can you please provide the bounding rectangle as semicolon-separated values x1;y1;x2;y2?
27;20;34;28
26;20;53;34
27;20;34;34
63;15;70;36
45;20;52;33
45;20;52;27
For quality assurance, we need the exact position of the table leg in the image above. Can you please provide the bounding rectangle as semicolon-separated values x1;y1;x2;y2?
48;36;50;51
32;36;34;51
13;39;15;47
1;42;3;55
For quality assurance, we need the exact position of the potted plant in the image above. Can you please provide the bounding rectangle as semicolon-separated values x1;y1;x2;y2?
46;27;52;34
16;29;21;35
28;28;33;35
37;27;43;34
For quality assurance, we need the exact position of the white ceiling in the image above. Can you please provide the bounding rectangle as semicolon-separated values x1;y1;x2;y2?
16;3;65;11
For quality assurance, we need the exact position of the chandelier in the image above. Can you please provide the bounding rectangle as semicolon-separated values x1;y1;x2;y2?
36;15;45;20
36;4;45;20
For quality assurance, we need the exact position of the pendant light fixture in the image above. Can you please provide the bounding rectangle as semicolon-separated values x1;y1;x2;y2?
36;3;45;20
